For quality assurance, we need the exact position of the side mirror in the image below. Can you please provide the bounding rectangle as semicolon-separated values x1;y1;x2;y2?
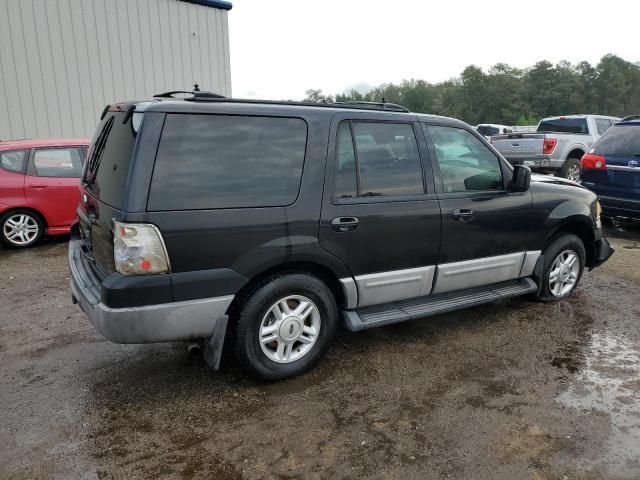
510;164;531;192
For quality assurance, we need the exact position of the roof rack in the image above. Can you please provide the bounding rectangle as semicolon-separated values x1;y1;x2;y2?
339;101;410;113
178;96;411;113
620;115;640;122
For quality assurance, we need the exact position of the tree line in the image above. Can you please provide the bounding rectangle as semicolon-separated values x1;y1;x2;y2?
303;54;640;126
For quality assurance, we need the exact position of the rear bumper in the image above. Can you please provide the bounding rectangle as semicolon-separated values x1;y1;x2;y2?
69;239;233;344
598;194;640;220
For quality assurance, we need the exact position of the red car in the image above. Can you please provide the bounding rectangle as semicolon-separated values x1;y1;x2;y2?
0;138;89;248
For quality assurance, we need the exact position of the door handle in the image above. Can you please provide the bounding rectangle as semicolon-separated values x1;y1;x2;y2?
452;208;474;222
331;216;359;232
30;184;47;188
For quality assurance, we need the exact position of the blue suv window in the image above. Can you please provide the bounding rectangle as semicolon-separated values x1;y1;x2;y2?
593;124;640;157
148;114;308;211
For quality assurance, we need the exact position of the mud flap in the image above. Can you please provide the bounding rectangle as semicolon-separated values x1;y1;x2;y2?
202;314;229;370
532;254;545;295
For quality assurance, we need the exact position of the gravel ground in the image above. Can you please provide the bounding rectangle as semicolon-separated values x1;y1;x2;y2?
1;224;639;480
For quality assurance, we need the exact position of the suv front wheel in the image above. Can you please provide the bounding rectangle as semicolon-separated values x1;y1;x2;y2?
233;273;338;380
535;234;586;302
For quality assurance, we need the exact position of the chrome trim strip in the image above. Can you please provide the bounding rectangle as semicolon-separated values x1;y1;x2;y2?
339;278;358;310
606;165;640;172
520;250;541;277
354;266;436;308
432;252;525;294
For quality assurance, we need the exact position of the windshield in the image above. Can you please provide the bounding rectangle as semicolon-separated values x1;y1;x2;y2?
537;118;589;134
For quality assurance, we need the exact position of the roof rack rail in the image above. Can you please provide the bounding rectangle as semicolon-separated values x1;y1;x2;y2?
620;115;640;122
338;101;410;113
177;96;411;112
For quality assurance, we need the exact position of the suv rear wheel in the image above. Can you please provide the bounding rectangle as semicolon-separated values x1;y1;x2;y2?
535;234;586;301
1;210;43;248
233;273;338;380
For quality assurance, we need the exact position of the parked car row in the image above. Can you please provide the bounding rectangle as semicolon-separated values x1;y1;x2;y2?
490;114;620;181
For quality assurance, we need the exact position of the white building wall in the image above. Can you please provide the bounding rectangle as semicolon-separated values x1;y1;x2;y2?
0;0;231;140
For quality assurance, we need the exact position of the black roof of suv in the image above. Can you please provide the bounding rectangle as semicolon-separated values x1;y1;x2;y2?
69;94;613;380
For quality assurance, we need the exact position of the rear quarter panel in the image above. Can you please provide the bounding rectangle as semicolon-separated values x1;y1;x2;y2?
0;169;26;213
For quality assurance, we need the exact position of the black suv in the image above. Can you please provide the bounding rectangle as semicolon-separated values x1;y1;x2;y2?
69;94;613;380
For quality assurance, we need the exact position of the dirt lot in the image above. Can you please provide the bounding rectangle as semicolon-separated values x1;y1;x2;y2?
1;225;639;480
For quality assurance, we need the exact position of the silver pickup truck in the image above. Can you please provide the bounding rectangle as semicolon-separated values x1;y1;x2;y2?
490;114;620;181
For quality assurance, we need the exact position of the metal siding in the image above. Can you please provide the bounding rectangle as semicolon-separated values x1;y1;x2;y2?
0;0;231;140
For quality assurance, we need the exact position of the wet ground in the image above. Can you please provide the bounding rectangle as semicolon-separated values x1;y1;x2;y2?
1;224;639;480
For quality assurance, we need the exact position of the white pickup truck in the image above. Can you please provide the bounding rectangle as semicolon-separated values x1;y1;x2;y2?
490;114;620;181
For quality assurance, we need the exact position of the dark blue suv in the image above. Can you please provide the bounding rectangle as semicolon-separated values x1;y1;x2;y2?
581;116;640;220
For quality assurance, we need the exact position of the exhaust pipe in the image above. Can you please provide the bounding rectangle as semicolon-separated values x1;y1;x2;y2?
187;341;201;355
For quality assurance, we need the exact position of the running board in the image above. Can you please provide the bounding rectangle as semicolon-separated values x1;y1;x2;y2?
342;278;537;331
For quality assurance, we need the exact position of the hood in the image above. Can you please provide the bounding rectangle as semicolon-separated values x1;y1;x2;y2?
530;173;584;189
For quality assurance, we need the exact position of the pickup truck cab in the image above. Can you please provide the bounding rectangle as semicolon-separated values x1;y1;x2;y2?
69;95;614;380
490;114;620;181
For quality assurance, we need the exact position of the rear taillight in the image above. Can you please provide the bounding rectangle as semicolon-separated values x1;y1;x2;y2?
543;138;557;155
581;153;607;170
113;221;170;276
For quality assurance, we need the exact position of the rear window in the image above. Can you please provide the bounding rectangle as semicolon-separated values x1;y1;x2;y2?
477;126;499;136
83;112;137;209
592;124;640;157
537;118;589;134
148;114;308;211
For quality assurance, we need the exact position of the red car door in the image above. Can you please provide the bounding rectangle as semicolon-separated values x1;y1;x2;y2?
24;147;83;232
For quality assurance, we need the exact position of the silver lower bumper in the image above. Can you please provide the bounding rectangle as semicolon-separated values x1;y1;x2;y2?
69;240;233;345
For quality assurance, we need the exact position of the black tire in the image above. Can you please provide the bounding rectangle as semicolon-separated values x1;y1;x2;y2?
534;234;586;302
233;272;338;381
559;157;581;182
0;209;44;248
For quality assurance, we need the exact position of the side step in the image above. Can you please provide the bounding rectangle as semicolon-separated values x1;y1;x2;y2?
343;278;537;331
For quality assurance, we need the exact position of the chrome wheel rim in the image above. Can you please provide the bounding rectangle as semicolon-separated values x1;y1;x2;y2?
567;165;581;182
3;214;39;245
259;295;321;364
549;249;580;297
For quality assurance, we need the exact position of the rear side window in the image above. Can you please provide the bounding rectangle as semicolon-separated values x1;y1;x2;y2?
592;124;640;157
84;112;137;209
537;118;588;134
595;118;612;136
33;148;83;178
333;121;424;199
0;150;27;173
148;114;307;211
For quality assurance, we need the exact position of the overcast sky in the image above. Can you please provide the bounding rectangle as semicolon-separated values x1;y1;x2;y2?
228;0;639;100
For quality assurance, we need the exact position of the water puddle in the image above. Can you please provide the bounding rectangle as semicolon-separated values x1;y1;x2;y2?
557;329;640;477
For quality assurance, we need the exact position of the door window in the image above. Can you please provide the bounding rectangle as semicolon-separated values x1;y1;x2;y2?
33;148;83;178
333;121;424;199
595;118;613;136
0;150;28;173
427;125;503;193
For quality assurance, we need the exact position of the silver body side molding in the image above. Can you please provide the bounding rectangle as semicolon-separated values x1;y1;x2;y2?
353;266;436;308
431;252;525;295
340;250;542;309
339;278;358;310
